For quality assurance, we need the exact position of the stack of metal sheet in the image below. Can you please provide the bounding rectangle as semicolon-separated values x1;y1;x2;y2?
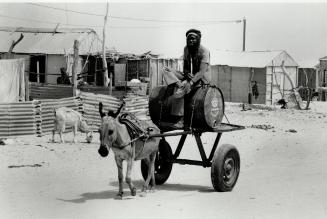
0;101;38;138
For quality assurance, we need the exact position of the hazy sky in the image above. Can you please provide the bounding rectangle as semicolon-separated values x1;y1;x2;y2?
0;1;327;67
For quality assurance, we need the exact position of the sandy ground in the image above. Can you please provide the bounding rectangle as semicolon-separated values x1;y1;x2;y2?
1;101;327;219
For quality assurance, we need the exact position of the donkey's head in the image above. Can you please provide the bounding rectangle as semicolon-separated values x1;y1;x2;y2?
98;102;119;157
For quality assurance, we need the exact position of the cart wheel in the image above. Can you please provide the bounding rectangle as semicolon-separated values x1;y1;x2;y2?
211;144;240;192
141;138;173;185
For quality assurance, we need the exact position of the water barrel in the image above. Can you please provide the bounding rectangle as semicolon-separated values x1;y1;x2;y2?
149;85;225;130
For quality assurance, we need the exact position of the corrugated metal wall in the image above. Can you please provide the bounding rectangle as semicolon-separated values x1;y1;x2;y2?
38;97;83;135
80;92;149;130
30;83;73;99
0;101;38;138
0;91;150;138
80;92;121;129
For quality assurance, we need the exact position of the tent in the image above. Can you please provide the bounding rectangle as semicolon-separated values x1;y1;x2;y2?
0;59;25;103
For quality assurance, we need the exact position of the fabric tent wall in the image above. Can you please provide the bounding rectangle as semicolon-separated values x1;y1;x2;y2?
0;58;25;103
266;66;298;104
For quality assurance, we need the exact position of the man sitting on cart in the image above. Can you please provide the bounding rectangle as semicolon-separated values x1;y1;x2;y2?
163;28;211;128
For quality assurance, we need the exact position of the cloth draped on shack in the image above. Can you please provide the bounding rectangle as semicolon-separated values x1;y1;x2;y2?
0;58;25;103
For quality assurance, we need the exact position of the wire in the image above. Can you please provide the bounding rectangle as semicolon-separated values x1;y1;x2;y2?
27;3;242;24
28;3;104;17
0;13;241;29
0;13;59;25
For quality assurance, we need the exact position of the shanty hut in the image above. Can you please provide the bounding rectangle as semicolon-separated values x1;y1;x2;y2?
316;56;327;101
104;51;179;92
0;27;104;98
317;56;327;87
297;60;318;100
210;50;299;105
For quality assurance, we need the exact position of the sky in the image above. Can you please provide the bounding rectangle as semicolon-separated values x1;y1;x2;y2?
0;1;327;67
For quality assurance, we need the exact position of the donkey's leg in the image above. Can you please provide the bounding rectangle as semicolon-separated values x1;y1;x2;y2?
126;158;136;196
149;152;157;192
73;124;77;143
60;124;65;143
51;129;56;142
59;131;65;144
142;157;152;192
115;156;124;199
51;120;57;142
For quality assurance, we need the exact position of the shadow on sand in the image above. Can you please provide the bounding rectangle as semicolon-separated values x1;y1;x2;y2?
57;190;120;203
109;180;214;193
58;180;214;203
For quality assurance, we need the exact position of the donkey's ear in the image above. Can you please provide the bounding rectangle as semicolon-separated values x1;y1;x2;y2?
99;102;106;118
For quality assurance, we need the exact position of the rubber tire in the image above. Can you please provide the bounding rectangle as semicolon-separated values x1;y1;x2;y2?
211;144;240;192
141;138;173;185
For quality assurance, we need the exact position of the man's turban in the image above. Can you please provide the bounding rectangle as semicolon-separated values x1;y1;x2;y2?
186;29;202;38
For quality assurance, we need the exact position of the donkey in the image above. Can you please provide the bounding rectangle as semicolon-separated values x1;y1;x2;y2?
98;102;160;199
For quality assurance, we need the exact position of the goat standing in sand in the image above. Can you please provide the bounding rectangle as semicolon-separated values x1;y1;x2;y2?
52;107;93;143
97;102;160;199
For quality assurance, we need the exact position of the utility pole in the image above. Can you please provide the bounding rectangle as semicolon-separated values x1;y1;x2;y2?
242;17;246;52
102;1;109;91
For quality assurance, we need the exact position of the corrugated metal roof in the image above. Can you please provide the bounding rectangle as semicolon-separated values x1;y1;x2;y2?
211;50;298;68
0;27;103;55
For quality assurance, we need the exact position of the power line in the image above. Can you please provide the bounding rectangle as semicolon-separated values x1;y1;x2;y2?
27;3;242;24
0;13;242;29
28;3;104;17
0;13;59;25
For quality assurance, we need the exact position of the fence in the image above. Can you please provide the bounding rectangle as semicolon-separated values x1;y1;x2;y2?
0;91;149;138
37;97;83;135
0;101;39;138
30;82;73;99
79;92;121;129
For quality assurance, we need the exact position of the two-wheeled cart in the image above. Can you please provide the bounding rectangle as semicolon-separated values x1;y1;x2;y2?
140;123;245;192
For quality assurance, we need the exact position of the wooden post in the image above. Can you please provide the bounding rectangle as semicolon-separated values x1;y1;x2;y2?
72;40;79;96
148;61;153;92
102;2;109;88
95;57;97;85
157;59;159;86
248;68;254;104
36;61;40;83
242;17;246;51
25;70;30;101
230;67;232;101
147;59;151;93
109;72;113;95
137;61;139;79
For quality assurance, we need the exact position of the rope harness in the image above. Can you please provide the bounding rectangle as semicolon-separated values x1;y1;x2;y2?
117;113;152;151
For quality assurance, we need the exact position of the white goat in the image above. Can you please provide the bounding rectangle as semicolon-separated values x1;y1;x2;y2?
52;107;92;143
